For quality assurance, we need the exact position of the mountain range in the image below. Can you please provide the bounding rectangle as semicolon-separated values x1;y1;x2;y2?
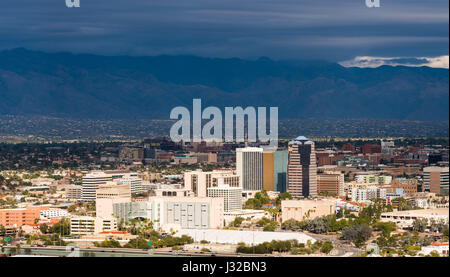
0;48;448;121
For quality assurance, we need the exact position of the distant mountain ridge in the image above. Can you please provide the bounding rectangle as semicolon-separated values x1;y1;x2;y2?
0;48;448;120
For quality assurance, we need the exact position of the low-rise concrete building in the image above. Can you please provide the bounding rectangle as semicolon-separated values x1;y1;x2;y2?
70;216;118;235
380;208;449;230
113;196;224;230
281;199;336;222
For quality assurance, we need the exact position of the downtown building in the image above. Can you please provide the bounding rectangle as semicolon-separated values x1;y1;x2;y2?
261;149;289;193
317;171;345;197
184;169;240;197
287;136;317;198
118;174;145;194
236;147;264;191
70;216;118;235
207;184;243;212
423;166;449;195
81;171;113;201
95;181;132;218
113;197;224;230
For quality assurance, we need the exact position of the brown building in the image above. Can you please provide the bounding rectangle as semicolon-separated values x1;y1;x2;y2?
341;143;355;152
317;172;345;197
119;146;144;162
263;151;275;191
287;136;317;198
316;152;340;166
389;179;418;196
361;144;382;155
423;167;449;195
384;166;421;177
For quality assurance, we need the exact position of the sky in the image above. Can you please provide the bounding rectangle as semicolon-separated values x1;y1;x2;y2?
0;0;448;67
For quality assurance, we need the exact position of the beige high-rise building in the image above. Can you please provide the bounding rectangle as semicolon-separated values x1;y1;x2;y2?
287;136;317;198
184;169;240;197
96;182;131;217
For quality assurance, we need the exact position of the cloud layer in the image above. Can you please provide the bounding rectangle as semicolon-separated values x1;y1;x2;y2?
0;0;448;61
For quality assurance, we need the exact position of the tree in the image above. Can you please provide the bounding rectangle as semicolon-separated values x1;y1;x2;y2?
429;250;440;257
263;222;277;232
230;217;244;227
39;223;49;234
341;224;372;246
374;221;397;238
305;217;329;234
320;241;333;254
0;224;6;237
412;218;428;232
281;219;300;230
275;192;292;206
94;239;121;248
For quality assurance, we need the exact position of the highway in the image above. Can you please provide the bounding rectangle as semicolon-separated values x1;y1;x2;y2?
1;245;278;257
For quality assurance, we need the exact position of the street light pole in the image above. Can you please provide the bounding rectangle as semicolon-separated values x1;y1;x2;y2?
253;232;255;254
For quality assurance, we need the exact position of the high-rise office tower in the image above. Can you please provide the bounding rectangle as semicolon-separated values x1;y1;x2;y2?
236;147;264;191
287;136;317;198
263;150;275;191
81;171;113;201
261;149;288;193
274;150;288;193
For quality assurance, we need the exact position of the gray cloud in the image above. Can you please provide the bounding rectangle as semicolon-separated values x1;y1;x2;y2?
0;0;448;61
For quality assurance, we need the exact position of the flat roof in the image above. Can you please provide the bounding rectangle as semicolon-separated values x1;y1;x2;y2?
175;229;316;245
381;208;449;217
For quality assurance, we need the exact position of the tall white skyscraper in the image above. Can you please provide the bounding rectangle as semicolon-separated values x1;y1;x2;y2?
236;147;264;191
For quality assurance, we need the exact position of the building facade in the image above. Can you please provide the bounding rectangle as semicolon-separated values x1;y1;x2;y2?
317;171;345;197
236;147;264;191
0;206;50;227
287;136;317;198
423;167;449;195
66;185;82;200
281;199;336;222
70;216;118;235
81;172;113;201
113;197;224;230
95;182;132;218
184;170;240;197
207;184;242;212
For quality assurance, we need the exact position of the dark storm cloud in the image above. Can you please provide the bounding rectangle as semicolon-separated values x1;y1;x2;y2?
0;0;448;61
